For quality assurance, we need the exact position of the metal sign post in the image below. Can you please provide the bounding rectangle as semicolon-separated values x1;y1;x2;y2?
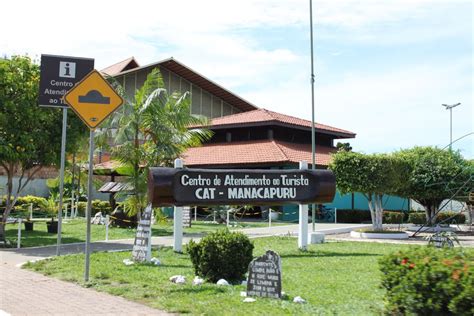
63;69;123;282
39;54;94;256
84;129;94;281
56;108;67;256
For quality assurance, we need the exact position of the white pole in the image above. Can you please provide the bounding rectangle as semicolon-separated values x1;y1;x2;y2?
335;208;337;223
56;107;68;256
194;206;197;222
227;210;230;227
146;221;152;262
298;161;309;250
71;190;75;218
17;218;22;249
105;215;110;241
213;211;216;223
173;158;184;252
84;130;94;282
269;209;272;228
29;203;33;220
64;203;68;220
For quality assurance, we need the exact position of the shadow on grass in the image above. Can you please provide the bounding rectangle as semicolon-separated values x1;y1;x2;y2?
168;285;229;295
280;251;380;258
151;228;173;236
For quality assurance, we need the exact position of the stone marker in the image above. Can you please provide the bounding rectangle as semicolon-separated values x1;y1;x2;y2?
182;206;191;227
131;205;152;262
247;250;282;299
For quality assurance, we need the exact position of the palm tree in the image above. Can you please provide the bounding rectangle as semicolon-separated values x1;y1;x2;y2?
98;69;211;217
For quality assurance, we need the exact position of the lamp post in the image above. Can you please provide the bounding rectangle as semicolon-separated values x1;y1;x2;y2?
309;0;316;232
441;103;461;150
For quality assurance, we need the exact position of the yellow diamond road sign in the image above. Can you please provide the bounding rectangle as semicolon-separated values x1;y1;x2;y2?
64;70;123;129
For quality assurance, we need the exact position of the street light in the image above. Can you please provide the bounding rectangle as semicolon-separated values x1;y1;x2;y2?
441;102;461;150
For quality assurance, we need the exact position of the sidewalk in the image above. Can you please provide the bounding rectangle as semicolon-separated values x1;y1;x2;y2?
1;223;368;266
0;264;171;316
0;223;366;316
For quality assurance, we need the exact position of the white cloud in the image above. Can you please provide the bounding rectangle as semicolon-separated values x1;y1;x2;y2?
243;58;473;157
1;0;472;157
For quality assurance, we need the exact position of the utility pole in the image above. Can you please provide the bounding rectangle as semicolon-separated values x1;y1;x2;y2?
309;0;316;232
441;103;461;150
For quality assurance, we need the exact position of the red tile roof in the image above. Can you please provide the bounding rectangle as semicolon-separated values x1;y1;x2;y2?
101;57;140;76
181;140;336;167
192;108;355;138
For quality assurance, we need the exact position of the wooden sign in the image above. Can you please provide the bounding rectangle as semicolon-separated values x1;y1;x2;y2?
247;250;282;299
148;168;336;207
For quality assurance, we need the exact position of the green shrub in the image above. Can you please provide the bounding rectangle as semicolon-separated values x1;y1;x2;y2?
437;211;466;225
408;211;466;225
408;212;426;224
75;200;112;217
379;246;474;315
336;209;372;223
187;229;254;283
91;200;112;215
383;211;404;224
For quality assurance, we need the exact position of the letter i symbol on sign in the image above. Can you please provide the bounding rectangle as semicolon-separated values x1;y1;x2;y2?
64;63;70;76
59;61;76;78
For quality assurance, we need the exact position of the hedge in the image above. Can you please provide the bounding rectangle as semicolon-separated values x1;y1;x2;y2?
383;211;404;224
379;246;473;315
76;200;113;216
408;211;466;225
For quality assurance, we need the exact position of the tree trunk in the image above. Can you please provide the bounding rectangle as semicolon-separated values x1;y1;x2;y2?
467;204;473;226
1;169;14;243
374;194;384;231
367;194;379;230
425;203;439;226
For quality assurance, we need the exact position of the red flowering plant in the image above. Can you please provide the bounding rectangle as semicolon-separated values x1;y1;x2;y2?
379;246;473;315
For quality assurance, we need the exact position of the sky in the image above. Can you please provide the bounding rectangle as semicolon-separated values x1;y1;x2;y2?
1;0;473;158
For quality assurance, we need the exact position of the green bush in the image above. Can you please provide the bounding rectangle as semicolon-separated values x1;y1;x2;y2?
92;200;112;215
75;200;112;217
187;229;254;283
379;246;474;315
408;211;466;225
336;209;372;223
408;212;426;224
1;195;47;209
437;211;466;225
383;211;404;224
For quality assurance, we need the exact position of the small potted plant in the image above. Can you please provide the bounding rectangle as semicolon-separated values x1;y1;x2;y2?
24;215;34;231
46;217;58;234
40;195;58;234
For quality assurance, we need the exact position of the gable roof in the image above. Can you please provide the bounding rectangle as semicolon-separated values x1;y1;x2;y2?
101;57;140;76
101;57;258;112
193;108;356;138
181;139;336;167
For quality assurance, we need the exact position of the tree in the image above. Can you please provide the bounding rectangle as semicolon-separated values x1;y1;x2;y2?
394;147;473;225
98;68;211;217
0;56;87;242
329;151;402;230
336;142;352;152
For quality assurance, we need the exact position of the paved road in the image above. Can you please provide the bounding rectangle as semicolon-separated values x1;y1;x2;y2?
0;223;366;316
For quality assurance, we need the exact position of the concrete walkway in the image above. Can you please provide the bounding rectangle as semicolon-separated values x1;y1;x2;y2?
1;223;368;266
0;223;366;316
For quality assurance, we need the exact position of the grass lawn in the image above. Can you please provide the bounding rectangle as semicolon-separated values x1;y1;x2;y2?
24;238;425;315
5;218;289;248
